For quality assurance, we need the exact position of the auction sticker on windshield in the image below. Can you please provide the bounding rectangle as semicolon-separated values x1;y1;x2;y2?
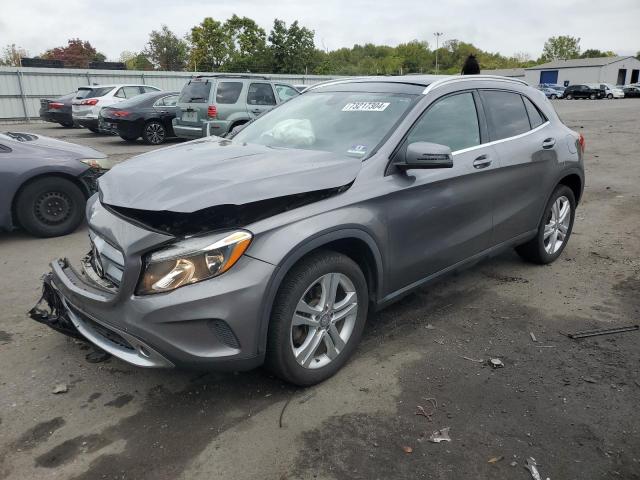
342;102;390;112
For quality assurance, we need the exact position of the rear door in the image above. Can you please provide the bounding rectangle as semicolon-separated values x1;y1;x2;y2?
176;78;213;127
479;90;556;244
385;91;497;291
246;82;277;119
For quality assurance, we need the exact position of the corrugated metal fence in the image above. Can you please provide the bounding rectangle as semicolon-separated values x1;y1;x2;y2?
0;67;342;121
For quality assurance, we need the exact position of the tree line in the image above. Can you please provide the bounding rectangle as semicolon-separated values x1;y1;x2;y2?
1;17;637;75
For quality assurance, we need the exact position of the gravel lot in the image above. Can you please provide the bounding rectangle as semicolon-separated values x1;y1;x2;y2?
1;100;639;480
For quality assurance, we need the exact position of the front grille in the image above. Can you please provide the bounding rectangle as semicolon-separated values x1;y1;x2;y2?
86;231;125;288
66;303;134;351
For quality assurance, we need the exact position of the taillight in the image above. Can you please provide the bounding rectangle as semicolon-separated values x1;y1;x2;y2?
112;110;130;117
81;98;99;106
49;102;64;109
207;105;217;118
578;133;585;153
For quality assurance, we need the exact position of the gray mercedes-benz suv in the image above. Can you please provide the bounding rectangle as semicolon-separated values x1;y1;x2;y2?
32;75;585;386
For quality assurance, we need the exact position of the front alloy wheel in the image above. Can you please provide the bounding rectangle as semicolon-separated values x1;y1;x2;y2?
543;196;571;254
266;251;368;386
291;273;358;369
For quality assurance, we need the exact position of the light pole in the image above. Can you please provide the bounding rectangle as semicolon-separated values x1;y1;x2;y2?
434;32;443;74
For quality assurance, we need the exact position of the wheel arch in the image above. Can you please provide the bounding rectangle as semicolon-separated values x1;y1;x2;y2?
558;172;583;204
10;172;89;228
255;228;384;357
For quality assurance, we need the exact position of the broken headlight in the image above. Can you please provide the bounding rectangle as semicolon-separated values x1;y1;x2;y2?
136;230;252;295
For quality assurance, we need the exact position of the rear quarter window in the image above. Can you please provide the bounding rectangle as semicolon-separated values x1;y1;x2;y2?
76;87;113;99
481;90;531;141
215;82;243;104
522;97;547;129
179;81;212;103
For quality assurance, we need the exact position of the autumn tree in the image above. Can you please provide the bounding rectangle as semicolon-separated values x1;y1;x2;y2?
0;44;29;66
42;39;106;68
145;25;188;71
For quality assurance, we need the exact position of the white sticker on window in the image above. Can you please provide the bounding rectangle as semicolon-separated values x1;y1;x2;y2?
347;145;368;156
342;102;390;112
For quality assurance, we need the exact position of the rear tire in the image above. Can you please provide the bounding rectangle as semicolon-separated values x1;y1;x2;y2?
142;120;166;145
59;121;74;128
589;93;597;100
607;93;613;99
516;185;575;265
566;94;573;100
15;177;85;237
265;251;368;386
550;94;557;99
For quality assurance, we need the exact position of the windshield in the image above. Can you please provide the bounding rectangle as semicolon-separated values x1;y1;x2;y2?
232;90;417;158
179;80;212;103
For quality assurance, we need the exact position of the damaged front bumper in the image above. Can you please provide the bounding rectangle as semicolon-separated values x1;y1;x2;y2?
30;267;174;368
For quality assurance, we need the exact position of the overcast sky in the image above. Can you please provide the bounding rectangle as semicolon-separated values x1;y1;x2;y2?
1;0;638;60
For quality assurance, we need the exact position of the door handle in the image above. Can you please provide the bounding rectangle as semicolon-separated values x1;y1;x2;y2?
473;154;492;169
250;109;262;114
542;138;556;149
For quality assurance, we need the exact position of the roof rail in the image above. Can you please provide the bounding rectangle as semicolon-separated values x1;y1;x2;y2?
422;75;529;94
194;74;269;80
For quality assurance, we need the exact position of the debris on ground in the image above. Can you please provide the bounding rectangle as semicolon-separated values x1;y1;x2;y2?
510;461;518;467
433;337;445;345
489;358;504;369
583;376;598;384
530;332;537;342
402;446;413;454
52;383;68;394
85;349;111;363
462;356;484;363
488;456;504;463
428;427;451;443
415;398;437;421
566;324;638;339
425;324;435;330
525;457;549;480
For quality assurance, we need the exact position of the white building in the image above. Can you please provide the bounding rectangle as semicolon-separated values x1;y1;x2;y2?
524;56;640;86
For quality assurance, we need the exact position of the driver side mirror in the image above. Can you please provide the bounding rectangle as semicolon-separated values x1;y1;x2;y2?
395;142;454;170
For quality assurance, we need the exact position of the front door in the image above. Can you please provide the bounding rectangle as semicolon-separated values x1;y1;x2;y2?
385;91;496;293
246;83;277;119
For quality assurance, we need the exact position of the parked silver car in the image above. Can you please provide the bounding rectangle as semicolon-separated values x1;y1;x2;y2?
32;75;584;386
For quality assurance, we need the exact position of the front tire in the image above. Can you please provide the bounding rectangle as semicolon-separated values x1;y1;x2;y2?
607;93;613;99
142;120;166;145
266;251;368;386
516;185;575;264
589;93;597;100
14;177;85;237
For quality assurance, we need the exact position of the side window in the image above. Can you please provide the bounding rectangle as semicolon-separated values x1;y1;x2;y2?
247;83;276;106
0;144;11;153
163;95;178;106
522;96;546;129
122;86;143;98
114;88;126;98
481;90;531;140
143;86;159;93
407;92;480;152
216;82;243;104
275;84;299;102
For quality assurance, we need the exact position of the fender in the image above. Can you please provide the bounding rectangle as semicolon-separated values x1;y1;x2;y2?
253;227;384;357
535;166;584;227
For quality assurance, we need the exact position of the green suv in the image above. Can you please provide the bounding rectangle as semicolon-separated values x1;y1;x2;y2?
172;75;300;139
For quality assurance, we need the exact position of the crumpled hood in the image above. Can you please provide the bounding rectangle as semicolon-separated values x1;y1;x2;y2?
99;138;363;213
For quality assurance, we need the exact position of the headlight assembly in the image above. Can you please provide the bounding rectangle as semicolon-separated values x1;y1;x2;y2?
136;230;252;295
81;158;114;170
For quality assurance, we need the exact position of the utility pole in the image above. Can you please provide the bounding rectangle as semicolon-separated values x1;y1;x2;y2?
434;32;443;74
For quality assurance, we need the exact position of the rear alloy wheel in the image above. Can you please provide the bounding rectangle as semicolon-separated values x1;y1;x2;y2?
15;177;85;237
142;120;166;145
566;94;573;100
607;93;613;99
516;185;575;264
589;93;597;100
266;251;368;386
550;94;557;99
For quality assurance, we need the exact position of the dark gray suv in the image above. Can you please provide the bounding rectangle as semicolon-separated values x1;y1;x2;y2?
32;75;584;386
